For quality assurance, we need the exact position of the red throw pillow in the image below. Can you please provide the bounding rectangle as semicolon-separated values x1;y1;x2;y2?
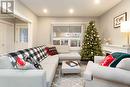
16;57;26;66
45;47;49;53
45;47;58;56
100;55;115;66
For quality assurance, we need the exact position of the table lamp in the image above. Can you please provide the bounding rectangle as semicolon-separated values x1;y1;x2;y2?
121;21;130;47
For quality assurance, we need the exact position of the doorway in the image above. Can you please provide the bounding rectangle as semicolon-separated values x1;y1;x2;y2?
15;21;28;50
0;15;31;55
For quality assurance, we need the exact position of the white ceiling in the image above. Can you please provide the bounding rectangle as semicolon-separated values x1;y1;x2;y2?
19;0;122;17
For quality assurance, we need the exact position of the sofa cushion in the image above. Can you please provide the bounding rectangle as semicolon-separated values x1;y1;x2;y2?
100;55;115;66
110;52;130;67
40;55;59;87
59;52;81;60
55;45;70;53
0;56;13;69
116;58;130;71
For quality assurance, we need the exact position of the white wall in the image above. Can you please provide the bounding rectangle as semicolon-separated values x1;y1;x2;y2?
14;0;38;47
99;0;130;45
37;17;100;46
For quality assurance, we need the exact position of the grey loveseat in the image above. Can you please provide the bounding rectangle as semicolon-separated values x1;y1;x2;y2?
84;56;130;87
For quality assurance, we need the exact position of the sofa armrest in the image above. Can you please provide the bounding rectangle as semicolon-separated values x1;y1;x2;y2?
84;70;92;81
84;61;94;81
87;62;130;85
94;56;105;63
0;69;47;87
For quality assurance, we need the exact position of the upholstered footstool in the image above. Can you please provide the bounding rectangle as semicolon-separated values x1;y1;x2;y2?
61;61;81;74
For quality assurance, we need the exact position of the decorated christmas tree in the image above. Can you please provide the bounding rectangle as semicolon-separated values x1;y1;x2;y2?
80;21;103;61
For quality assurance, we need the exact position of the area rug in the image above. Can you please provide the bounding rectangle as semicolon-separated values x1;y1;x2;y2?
51;63;86;87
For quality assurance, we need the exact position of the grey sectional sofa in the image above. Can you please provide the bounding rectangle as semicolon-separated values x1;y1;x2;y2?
0;51;59;87
0;45;81;87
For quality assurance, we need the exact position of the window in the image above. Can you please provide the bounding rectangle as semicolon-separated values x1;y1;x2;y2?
20;28;28;43
61;39;69;45
52;24;83;50
53;40;60;45
70;39;80;47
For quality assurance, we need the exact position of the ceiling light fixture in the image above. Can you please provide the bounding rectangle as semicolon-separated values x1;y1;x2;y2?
95;0;100;4
69;9;74;14
43;9;48;13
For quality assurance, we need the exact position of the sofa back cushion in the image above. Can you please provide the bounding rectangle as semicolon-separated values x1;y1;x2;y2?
55;45;70;53
0;56;13;69
116;58;130;71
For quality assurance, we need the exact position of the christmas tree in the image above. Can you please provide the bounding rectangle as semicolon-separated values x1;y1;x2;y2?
80;21;103;61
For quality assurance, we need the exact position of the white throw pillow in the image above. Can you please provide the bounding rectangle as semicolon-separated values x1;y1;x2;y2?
116;58;130;71
0;56;13;69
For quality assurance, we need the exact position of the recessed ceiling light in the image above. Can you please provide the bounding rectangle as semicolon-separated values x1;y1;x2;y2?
43;9;48;13
95;0;100;4
69;9;74;14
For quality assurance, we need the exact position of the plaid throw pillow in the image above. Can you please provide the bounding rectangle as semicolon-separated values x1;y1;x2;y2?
39;46;48;59
8;46;48;69
9;50;42;69
8;52;18;68
24;48;43;69
17;50;25;59
24;55;42;69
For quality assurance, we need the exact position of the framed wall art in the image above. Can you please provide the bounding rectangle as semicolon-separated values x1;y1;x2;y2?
114;12;127;28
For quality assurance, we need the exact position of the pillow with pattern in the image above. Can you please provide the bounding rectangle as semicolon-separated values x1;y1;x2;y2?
24;55;43;69
45;47;58;56
16;57;35;70
9;52;42;69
